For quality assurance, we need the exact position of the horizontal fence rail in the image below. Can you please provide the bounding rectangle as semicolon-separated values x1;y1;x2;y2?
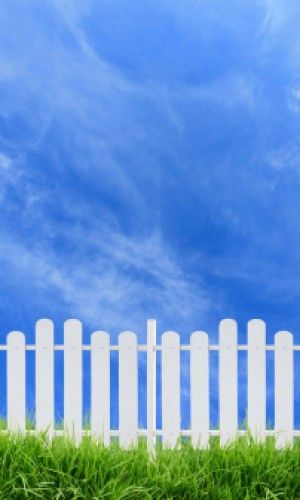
0;318;299;449
2;345;300;351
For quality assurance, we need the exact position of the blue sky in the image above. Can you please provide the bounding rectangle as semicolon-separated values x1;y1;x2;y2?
1;0;300;428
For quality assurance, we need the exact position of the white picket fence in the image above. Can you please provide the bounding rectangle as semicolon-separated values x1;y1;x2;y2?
0;318;298;449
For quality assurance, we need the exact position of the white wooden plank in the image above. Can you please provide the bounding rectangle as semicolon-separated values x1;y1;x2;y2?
247;319;266;442
36;319;54;437
7;331;25;432
162;331;180;448
147;319;156;453
119;331;138;448
219;319;238;446
190;331;209;448
275;331;294;448
64;319;82;443
91;331;110;445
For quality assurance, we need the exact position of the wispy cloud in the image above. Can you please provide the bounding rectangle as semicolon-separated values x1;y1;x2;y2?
1;0;300;342
0;152;12;170
267;143;300;173
0;227;211;336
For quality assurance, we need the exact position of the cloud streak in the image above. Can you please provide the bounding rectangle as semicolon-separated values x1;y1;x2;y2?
1;0;300;343
0;227;211;339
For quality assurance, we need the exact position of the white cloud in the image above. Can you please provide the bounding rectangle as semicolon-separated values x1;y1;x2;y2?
169;74;257;111
267;143;300;173
0;152;12;171
4;0;300;337
0;152;15;203
287;88;300;114
0;228;211;335
291;88;300;100
259;0;287;35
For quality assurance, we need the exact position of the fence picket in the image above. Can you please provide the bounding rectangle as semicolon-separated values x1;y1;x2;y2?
91;331;110;444
247;319;266;442
119;332;138;448
190;331;209;448
64;319;82;443
7;331;25;432
147;319;156;453
36;319;54;436
162;331;180;448
275;331;294;448
2;319;300;448
219;319;238;446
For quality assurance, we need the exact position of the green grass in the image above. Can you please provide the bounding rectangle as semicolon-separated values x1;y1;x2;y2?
0;432;300;498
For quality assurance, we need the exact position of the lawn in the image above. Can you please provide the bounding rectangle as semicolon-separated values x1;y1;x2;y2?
0;431;300;499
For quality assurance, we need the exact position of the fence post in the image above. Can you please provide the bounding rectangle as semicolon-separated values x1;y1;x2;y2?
190;331;209;448
275;331;294;448
91;331;110;445
64;319;82;443
247;319;266;442
162;331;180;448
36;319;54;438
219;319;238;446
119;331;138;448
147;319;156;453
7;331;26;433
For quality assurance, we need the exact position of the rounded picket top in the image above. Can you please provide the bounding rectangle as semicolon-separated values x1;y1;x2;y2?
247;318;265;329
91;330;110;348
190;331;208;349
162;331;180;349
36;319;54;345
7;331;25;347
219;319;237;345
64;318;82;330
247;319;266;345
36;318;54;330
64;319;82;346
119;331;137;348
275;330;293;347
219;318;237;330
